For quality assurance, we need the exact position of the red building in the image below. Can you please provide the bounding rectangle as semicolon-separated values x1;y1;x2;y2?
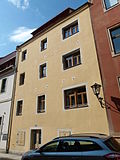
90;0;120;136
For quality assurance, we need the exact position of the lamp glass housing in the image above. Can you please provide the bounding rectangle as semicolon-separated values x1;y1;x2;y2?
91;83;101;97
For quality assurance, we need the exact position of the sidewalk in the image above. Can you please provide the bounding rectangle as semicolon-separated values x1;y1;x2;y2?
0;152;22;160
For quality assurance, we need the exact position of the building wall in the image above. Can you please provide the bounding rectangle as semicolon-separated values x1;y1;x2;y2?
0;73;15;149
10;6;109;153
90;0;120;135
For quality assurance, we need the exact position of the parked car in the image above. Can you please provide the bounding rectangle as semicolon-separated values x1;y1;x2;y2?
21;133;120;160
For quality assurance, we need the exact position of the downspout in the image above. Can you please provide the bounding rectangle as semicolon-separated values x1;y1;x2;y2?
6;49;19;153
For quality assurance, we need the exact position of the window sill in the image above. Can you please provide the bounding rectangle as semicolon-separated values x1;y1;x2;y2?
39;76;47;79
0;91;6;94
63;63;81;71
41;48;47;52
65;104;88;110
19;84;24;86
111;52;120;58
37;111;45;114
63;31;79;40
16;114;22;116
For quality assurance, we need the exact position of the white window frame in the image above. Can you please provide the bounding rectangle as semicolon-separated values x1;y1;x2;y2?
39;62;47;79
61;19;80;42
21;50;27;62
0;78;7;93
108;24;120;57
36;94;46;114
103;0;120;11
16;99;24;116
62;83;89;111
57;129;72;137
117;77;120;90
62;48;82;70
40;38;47;52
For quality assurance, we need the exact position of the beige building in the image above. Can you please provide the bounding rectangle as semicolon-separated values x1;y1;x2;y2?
10;2;109;153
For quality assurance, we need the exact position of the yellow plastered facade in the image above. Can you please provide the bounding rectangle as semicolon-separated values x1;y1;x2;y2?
10;5;109;153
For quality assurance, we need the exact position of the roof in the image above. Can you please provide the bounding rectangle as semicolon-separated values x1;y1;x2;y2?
17;2;91;49
0;51;16;65
32;8;74;37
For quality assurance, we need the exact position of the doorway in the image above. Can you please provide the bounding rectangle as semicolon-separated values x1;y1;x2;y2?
30;129;41;149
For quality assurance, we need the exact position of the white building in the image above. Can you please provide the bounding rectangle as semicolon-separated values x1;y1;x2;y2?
0;52;16;151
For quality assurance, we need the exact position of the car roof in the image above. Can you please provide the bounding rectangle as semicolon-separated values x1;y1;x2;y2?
54;133;111;141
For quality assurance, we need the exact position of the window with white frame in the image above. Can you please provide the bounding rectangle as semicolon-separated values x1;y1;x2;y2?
59;130;71;137
19;73;25;85
64;85;88;109
118;77;120;88
16;100;23;116
41;38;47;51
104;0;119;10
62;20;79;39
62;49;81;70
39;63;47;78
0;117;2;126
0;78;7;93
110;25;120;55
37;95;45;113
21;50;27;61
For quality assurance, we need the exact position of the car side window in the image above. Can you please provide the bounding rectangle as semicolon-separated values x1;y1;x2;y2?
57;140;82;152
41;141;59;152
79;140;102;151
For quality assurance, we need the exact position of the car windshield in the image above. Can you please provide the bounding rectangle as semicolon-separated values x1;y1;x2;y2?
104;137;120;152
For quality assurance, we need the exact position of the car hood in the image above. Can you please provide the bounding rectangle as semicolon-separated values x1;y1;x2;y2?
22;149;38;157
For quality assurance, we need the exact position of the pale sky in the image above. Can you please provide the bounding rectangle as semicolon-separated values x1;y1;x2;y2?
0;0;87;57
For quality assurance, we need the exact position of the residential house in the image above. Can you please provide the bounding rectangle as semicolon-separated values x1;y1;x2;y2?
0;51;16;151
90;0;120;136
10;2;109;153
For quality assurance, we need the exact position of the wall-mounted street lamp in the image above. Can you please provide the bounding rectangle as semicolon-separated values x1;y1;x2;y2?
91;83;104;108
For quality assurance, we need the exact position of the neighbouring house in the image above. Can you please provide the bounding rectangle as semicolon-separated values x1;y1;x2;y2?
0;51;16;151
9;2;109;154
90;0;120;136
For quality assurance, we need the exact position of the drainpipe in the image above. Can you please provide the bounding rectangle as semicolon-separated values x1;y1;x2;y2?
6;49;19;153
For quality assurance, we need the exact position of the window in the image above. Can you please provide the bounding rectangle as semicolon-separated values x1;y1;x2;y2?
37;95;45;113
16;100;23;116
79;140;102;151
104;137;120;152
64;86;88;109
41;38;47;51
118;77;120;88
59;130;71;137
19;73;25;85
41;141;59;152
0;78;7;93
0;117;2;126
63;49;81;70
63;21;79;39
21;50;27;61
110;26;120;55
104;0;119;10
16;131;26;146
41;139;101;153
39;63;47;78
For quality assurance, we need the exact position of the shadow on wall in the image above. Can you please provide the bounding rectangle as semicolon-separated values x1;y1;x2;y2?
111;96;120;112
